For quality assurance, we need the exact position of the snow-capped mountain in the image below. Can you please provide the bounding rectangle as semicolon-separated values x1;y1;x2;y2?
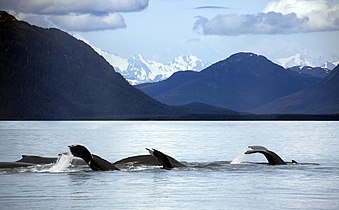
322;61;339;70
287;66;331;79
112;54;209;85
276;53;339;70
73;34;208;84
168;55;207;72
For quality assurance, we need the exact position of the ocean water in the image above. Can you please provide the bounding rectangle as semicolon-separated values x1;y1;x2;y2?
0;121;338;210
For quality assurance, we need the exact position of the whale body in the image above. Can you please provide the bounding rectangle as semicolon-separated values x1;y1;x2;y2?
0;145;300;170
68;144;186;171
0;154;88;169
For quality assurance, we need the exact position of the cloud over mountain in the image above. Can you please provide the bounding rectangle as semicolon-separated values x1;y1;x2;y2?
193;0;339;35
0;0;148;31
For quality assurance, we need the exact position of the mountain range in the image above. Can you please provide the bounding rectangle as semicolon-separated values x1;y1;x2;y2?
82;41;209;85
0;11;173;119
287;66;331;79
1;11;338;119
252;65;339;114
92;45;336;85
137;53;326;112
121;54;209;85
0;11;242;120
276;53;339;70
78;33;336;85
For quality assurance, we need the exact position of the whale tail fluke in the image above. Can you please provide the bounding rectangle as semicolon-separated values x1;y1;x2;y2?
244;145;286;165
68;145;119;171
245;146;268;154
146;148;174;170
68;145;93;163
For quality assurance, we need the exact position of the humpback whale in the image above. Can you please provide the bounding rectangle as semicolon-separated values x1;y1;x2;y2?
0;161;35;169
68;145;120;171
0;153;114;170
146;148;186;169
17;155;58;164
113;155;161;166
0;155;59;169
113;149;186;169
0;154;87;169
0;145;300;170
245;146;298;165
68;144;185;171
0;145;185;170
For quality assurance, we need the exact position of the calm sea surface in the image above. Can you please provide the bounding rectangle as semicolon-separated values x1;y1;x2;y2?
0;121;338;210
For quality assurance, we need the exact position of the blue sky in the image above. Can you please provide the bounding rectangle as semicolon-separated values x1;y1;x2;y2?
1;0;339;64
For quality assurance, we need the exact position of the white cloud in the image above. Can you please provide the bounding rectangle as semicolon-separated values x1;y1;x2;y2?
16;13;126;31
0;0;148;31
194;12;309;35
193;0;339;35
263;0;339;32
50;13;126;31
263;0;329;17
0;0;149;14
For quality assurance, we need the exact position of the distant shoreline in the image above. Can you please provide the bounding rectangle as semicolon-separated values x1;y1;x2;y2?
1;114;339;121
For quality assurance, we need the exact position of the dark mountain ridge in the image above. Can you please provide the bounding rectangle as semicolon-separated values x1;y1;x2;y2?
137;52;320;112
0;11;244;120
287;66;331;79
252;64;339;114
0;11;175;119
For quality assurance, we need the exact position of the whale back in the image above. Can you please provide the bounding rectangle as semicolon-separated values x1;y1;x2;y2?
168;156;186;167
0;162;34;168
16;155;57;164
114;155;161;166
91;155;120;171
114;154;186;168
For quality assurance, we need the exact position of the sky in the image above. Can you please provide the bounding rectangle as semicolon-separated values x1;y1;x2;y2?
1;0;339;64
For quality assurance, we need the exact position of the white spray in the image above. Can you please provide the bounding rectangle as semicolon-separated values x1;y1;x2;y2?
230;153;248;164
45;152;74;172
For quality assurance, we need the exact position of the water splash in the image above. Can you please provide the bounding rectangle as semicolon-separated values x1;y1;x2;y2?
31;152;75;173
48;152;74;172
230;153;248;164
